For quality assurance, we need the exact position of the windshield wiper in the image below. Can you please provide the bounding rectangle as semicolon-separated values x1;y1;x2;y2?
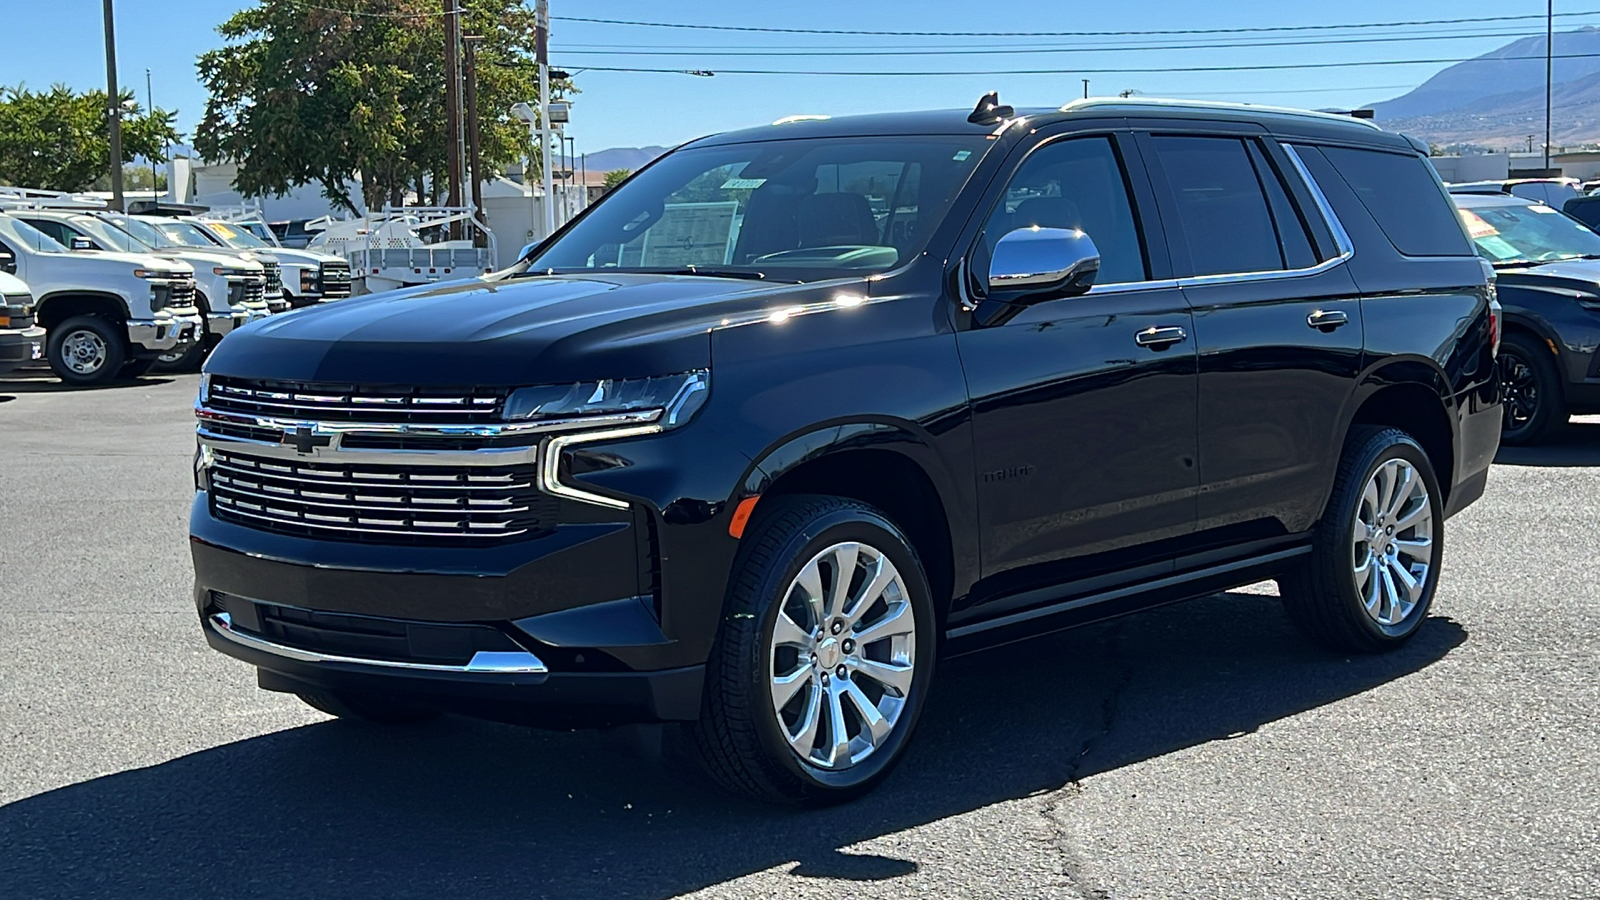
641;266;767;280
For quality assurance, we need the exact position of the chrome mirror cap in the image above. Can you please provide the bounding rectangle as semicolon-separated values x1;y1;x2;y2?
988;226;1101;296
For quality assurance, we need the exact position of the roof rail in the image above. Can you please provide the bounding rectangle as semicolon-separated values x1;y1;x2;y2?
1057;96;1383;129
0;186;109;211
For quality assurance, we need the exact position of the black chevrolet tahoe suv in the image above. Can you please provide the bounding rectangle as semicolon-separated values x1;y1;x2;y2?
191;97;1501;805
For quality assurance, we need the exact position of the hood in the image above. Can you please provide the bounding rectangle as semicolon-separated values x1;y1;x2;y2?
206;272;854;386
158;249;264;272
265;247;340;266
60;251;193;276
1494;258;1600;295
0;270;29;295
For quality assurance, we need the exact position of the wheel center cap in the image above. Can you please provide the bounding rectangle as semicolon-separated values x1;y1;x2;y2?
817;637;842;669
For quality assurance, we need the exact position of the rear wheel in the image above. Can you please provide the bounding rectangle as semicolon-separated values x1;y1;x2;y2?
297;690;441;725
1279;427;1443;653
47;315;126;386
689;495;936;806
1498;331;1566;445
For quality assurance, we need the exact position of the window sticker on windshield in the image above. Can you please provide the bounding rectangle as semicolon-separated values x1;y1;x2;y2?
1531;205;1561;214
953;150;972;161
1459;209;1498;238
720;178;766;190
210;222;238;238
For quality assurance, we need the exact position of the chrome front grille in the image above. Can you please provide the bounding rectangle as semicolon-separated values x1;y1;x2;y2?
207;448;555;544
318;263;352;298
241;280;266;304
168;278;197;308
208;376;508;424
263;263;283;298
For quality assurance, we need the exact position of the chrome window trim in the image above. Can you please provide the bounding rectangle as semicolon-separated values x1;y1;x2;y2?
208;612;549;674
1282;144;1357;258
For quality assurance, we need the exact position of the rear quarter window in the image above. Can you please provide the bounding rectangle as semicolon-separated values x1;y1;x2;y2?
1317;146;1473;257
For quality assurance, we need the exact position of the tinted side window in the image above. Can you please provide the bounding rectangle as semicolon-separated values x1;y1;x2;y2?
1149;136;1283;276
1246;142;1319;269
983;135;1147;284
1317;146;1473;257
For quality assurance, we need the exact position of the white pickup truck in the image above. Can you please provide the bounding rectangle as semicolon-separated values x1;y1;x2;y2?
0;212;202;385
12;210;275;372
0;266;46;376
147;216;350;308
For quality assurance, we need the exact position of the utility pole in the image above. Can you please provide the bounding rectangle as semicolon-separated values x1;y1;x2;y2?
1546;0;1554;171
464;35;485;246
1082;79;1090;99
443;0;464;233
102;0;124;212
536;0;555;237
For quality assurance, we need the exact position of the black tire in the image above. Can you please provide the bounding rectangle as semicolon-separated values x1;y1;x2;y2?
296;690;442;725
119;359;156;379
688;494;938;806
1278;427;1445;653
153;340;205;373
1498;331;1567;446
46;315;126;386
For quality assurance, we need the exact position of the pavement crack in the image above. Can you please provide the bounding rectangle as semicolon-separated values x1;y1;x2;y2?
1064;621;1136;786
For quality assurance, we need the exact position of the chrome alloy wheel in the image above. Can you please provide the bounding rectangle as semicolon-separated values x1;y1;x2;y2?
769;541;917;771
1353;458;1435;627
61;329;108;375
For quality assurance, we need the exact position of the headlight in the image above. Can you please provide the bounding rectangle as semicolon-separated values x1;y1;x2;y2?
505;370;709;427
213;266;255;278
133;268;182;280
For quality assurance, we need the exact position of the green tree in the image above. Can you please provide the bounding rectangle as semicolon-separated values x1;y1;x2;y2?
0;85;179;191
196;0;572;214
602;168;631;192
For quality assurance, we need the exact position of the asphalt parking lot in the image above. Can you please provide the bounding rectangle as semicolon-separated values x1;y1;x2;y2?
1;370;1597;900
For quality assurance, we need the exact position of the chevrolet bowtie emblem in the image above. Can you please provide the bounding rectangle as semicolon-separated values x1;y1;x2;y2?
290;425;316;455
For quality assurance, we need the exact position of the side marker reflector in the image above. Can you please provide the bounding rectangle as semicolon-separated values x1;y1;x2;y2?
729;496;760;539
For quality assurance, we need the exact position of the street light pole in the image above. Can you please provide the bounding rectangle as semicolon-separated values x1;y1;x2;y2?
536;0;554;238
102;0;124;212
146;68;158;197
1546;0;1554;172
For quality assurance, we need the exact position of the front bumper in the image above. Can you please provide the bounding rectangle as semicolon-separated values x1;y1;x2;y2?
206;309;251;338
0;326;46;373
128;313;203;352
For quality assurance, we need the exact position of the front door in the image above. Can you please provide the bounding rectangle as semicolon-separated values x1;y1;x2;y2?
1136;131;1363;541
955;131;1200;616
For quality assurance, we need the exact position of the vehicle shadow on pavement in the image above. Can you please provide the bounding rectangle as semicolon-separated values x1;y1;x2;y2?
0;374;174;394
0;591;1466;900
1494;421;1600;467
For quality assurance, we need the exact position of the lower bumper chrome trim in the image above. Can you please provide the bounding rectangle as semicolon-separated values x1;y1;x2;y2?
208;611;549;674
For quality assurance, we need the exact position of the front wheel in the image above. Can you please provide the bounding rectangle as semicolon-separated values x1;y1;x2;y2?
46;315;127;386
689;495;937;806
1279;427;1444;653
1498;332;1567;445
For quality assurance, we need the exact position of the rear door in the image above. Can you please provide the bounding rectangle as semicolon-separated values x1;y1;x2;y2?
955;127;1200;615
1135;128;1363;542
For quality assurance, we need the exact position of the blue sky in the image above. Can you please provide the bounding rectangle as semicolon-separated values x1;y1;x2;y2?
2;0;1596;156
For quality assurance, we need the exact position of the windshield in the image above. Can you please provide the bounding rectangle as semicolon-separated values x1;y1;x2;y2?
1459;203;1600;265
73;218;148;253
204;220;271;249
112;216;181;250
153;220;224;249
528;135;991;279
0;215;69;253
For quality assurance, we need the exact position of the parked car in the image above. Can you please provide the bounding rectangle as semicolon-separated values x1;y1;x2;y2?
12;210;273;372
1447;178;1582;208
1454;192;1600;443
0;266;45;376
190;97;1500;805
186;216;350;307
0;212;201;385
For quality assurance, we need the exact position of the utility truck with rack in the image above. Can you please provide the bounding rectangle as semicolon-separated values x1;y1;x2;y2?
180;206;351;308
0;197;201;385
304;206;495;295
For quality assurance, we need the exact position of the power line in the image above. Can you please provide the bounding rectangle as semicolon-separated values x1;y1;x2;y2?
549;51;1600;77
553;9;1600;38
552;27;1589;58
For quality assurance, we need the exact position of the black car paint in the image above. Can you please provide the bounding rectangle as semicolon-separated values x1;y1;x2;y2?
192;104;1500;724
1480;259;1600;411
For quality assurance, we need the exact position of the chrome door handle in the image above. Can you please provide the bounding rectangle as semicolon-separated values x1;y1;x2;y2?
1135;325;1187;349
1307;309;1350;331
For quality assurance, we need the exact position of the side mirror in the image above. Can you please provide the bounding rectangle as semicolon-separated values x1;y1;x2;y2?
518;242;537;260
988;227;1100;299
0;249;14;275
70;236;96;251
